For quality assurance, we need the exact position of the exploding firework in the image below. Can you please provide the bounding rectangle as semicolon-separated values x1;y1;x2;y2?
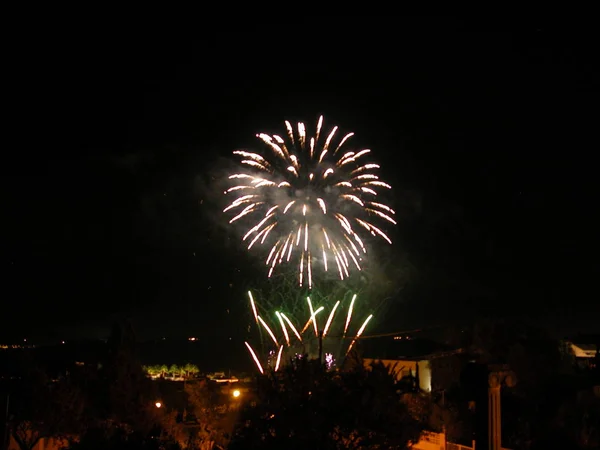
224;116;395;287
244;290;373;373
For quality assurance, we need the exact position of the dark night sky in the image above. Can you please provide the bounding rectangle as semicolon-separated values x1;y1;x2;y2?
2;18;599;344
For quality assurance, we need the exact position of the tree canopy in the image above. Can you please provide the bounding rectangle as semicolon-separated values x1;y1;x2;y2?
230;358;425;450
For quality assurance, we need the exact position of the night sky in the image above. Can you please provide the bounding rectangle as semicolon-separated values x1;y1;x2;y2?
2;18;598;344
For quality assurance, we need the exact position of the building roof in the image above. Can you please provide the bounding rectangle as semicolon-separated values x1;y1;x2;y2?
361;337;459;361
570;334;600;346
574;343;597;352
570;342;598;358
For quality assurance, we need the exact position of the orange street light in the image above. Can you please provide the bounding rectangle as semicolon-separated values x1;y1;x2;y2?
155;401;162;408
232;389;241;398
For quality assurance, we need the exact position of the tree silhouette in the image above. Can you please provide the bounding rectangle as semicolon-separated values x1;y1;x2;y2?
10;364;84;450
230;358;424;449
449;318;598;448
159;364;168;378
142;365;158;378
183;363;199;379
184;380;236;449
67;322;186;449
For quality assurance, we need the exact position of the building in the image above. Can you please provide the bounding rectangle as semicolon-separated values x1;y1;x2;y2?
361;336;464;393
7;433;70;450
563;335;599;370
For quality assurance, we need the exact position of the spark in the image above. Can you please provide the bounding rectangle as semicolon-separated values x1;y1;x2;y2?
333;132;354;155
275;345;284;371
280;312;302;342
317;198;326;214
307;297;317;337
353;149;371;159
284;201;295;214
248;291;258;323
304;223;308;251
342;195;364;206
248;224;273;249
230;203;257;223
275;312;290;347
324;126;338;150
345;246;361;269
226;186;252;193
257;316;278;346
245;342;264;374
365;208;397;225
359;187;377;195
346;314;373;355
223;194;255;212
344;294;357;337
323;301;340;337
299;252;304;286
356;219;392;244
364;181;391;189
301;304;324;335
243;213;275;241
266;243;279;266
279;234;292;263
233;150;267;162
307;251;312;289
369;201;396;214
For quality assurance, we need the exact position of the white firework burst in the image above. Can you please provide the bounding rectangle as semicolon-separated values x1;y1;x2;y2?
224;116;396;287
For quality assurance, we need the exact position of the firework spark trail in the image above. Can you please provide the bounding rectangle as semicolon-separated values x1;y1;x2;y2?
346;314;373;355
245;342;264;374
275;345;284;371
301;306;324;334
323;301;340;337
257;316;278;346
344;294;357;337
275;312;290;346
307;297;318;337
248;291;258;323
280;312;302;342
245;291;374;372
224;116;395;286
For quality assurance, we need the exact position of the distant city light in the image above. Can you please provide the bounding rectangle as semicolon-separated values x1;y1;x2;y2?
215;377;239;383
188;337;197;341
232;389;241;398
155;402;162;408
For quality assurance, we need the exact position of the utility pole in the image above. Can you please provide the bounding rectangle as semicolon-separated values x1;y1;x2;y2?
3;393;9;450
488;366;516;450
318;331;323;367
